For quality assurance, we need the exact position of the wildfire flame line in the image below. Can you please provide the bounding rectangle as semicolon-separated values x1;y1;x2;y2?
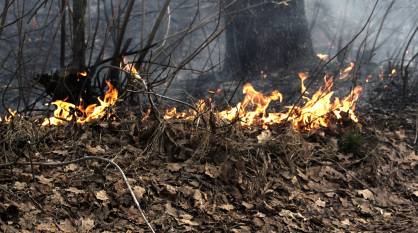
163;74;363;132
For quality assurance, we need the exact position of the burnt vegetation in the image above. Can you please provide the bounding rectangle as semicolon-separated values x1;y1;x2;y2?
0;0;418;232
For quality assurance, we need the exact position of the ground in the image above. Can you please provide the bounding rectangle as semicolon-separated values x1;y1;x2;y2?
0;101;417;232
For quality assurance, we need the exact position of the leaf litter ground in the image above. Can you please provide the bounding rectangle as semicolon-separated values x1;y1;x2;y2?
0;103;417;232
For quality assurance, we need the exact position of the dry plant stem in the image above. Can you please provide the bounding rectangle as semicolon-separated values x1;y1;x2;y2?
1;156;156;233
414;115;418;144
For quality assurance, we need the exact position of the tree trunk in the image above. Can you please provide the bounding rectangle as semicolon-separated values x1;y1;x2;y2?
223;0;314;79
71;0;87;70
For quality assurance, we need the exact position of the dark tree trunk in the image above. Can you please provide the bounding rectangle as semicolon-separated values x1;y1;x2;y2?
223;0;314;79
71;0;87;70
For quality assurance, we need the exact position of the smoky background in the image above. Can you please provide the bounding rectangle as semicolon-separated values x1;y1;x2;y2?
0;0;417;113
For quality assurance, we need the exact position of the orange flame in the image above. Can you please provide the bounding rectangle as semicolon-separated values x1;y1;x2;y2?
42;81;118;126
298;72;308;94
163;75;362;132
339;62;355;80
78;71;88;77
0;109;17;123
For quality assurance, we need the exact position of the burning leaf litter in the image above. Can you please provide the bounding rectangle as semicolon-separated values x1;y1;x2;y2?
42;81;118;126
165;73;363;132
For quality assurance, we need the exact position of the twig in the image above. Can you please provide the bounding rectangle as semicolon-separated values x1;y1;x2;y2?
414;114;418;144
0;156;156;233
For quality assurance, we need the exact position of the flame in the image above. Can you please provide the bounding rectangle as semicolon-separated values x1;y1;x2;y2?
316;53;329;61
162;75;362;132
42;81;118;126
390;69;397;77
0;109;17;123
298;72;308;94
339;62;355;80
78;71;88;77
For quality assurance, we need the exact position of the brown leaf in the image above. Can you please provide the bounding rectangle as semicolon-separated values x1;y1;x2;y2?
164;184;177;195
35;221;58;232
165;202;178;217
95;190;109;202
64;164;78;172
37;175;53;186
80;217;95;233
58;219;76;233
14;181;27;191
204;164;220;178
167;163;182;172
242;201;254;209
341;218;350;226
315;198;326;208
357;189;374;201
133;186;146;199
179;213;199;226
193;189;204;208
86;145;106;155
52;149;69;156
218;203;234;211
66;187;85;195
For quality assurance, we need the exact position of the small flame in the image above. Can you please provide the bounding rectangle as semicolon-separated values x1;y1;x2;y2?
0;109;17;123
42;81;118;126
365;75;372;83
339;62;355;80
317;53;329;61
390;69;397;77
78;71;88;77
298;72;308;94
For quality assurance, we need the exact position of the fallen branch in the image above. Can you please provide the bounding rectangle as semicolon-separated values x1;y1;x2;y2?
0;156;156;233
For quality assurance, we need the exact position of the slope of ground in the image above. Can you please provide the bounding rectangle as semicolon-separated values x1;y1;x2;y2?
0;103;417;232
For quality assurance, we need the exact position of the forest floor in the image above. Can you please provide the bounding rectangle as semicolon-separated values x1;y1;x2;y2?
0;100;417;232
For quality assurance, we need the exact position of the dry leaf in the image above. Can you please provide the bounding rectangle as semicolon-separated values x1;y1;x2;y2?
95;190;109;202
315;198;326;208
413;191;418;198
52;149;69;156
164;184;177;195
64;164;78;172
219;203;234;211
242;201;254;209
133;186;146;199
66;187;85;195
58;219;76;232
86;145;106;155
257;130;272;144
14;181;27;190
37;175;53;186
80;217;95;232
165;202;178;217
341;218;350;226
35;221;58;232
167;163;182;172
179;213;199;226
204;164;220;178
357;189;374;201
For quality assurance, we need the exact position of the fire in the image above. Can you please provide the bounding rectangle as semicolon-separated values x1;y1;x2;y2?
390;69;397;77
42;81;118;126
164;99;207;121
0;109;17;123
316;53;329;61
78;71;88;77
298;72;308;94
163;75;363;132
339;62;355;80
